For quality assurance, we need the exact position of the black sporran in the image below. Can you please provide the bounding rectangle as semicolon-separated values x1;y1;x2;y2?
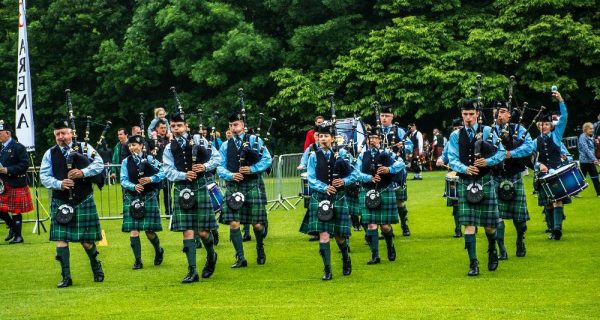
466;183;484;204
55;204;75;225
179;188;197;210
227;192;245;210
365;189;381;209
498;180;516;201
130;198;145;219
317;199;335;222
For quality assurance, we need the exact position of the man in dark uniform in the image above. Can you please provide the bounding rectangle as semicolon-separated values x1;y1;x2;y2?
0;121;34;244
447;100;506;276
379;105;413;236
493;102;534;259
217;110;272;268
40;120;105;288
163;113;220;283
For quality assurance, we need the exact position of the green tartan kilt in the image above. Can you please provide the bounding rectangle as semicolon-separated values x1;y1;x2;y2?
50;195;102;242
220;177;268;225
299;209;310;233
495;175;530;221
394;183;408;202
302;191;351;237
171;180;218;231
537;187;573;207
359;186;399;225
458;174;500;228
346;193;361;217
122;191;163;232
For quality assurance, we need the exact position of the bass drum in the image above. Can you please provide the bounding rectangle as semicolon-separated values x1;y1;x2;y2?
335;118;366;157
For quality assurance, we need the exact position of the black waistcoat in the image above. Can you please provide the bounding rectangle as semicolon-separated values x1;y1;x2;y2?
126;155;159;195
457;128;491;179
50;144;93;202
361;150;392;189
315;150;336;185
536;134;562;170
170;137;211;179
0;140;29;187
409;131;419;152
226;138;258;180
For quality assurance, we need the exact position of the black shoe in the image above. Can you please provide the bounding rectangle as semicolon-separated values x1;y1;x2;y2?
212;230;220;246
342;257;352;276
322;266;332;281
378;234;384;240
488;249;499;271
309;235;319;242
9;235;23;244
402;225;411;237
93;262;105;282
202;252;217;279
516;241;526;257
552;229;562;240
453;230;462;238
498;250;508;261
154;248;164;266
4;229;14;242
182;267;199;283
257;244;266;265
468;259;480;276
367;254;381;265
387;244;396;261
242;234;252;242
231;256;248;268
57;277;73;288
132;259;143;270
545;228;552;233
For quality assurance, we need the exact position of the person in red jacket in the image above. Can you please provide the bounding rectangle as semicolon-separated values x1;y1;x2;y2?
304;116;324;151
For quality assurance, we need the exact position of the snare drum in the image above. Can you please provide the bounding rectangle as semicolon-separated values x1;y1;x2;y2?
539;163;588;201
300;172;311;198
445;171;459;200
207;183;224;213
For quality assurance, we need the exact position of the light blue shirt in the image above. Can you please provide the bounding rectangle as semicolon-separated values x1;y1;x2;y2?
380;125;414;154
120;153;166;191
299;143;319;169
447;124;507;174
307;148;359;194
355;147;406;183
495;124;534;158
532;101;568;154
217;133;272;182
40;141;104;190
163;134;222;182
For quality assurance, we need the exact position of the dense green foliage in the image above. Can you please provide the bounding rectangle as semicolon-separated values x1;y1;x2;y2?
0;1;598;155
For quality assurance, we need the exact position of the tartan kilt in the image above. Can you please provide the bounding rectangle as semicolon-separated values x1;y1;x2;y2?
537;188;573;207
220;178;267;225
394;184;408;202
122;191;163;232
299;209;310;233
359;187;399;225
171;180;218;231
495;175;530;221
50;194;102;242
457;174;499;228
346;193;361;217
302;191;351;237
0;183;33;214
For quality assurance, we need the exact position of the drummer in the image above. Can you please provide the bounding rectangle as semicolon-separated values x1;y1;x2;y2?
379;105;413;236
532;90;570;240
436;118;463;238
298;126;321;241
493;102;534;259
356;125;405;264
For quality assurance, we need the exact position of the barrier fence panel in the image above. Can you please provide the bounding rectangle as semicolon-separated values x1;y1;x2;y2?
268;153;303;211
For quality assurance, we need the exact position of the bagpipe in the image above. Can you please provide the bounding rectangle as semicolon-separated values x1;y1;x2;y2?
236;88;275;169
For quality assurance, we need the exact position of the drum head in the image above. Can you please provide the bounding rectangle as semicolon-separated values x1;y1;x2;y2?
335;118;366;156
317;200;335;222
227;192;245;210
540;163;576;180
179;188;197;210
466;183;484;204
365;189;381;209
55;204;75;225
130;199;146;219
445;171;458;181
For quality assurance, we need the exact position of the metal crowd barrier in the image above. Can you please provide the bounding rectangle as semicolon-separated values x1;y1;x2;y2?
268;153;303;211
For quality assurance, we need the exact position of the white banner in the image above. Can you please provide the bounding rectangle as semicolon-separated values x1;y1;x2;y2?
15;0;35;152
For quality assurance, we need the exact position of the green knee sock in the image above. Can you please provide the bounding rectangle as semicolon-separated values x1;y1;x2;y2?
201;233;216;257
84;243;100;270
452;206;460;231
366;229;379;255
337;239;350;260
496;221;506;252
182;239;196;270
149;234;161;254
56;247;71;279
464;234;477;260
319;242;331;268
230;228;245;260
254;225;265;246
545;208;554;230
486;230;496;251
382;229;394;250
130;236;142;259
398;207;408;226
553;207;564;230
513;220;527;242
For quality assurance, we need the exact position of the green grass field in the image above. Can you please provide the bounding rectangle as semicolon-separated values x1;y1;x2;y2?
1;171;599;319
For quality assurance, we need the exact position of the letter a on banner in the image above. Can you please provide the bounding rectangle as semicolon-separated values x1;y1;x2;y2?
16;0;35;152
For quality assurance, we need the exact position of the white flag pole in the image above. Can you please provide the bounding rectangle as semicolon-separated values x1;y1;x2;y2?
16;0;35;152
